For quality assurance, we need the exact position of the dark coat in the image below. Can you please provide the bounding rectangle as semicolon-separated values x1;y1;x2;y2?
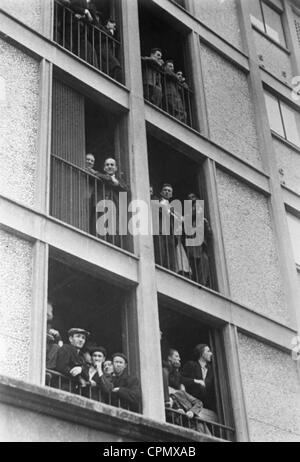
182;361;215;410
69;0;98;23
55;344;89;380
101;370;141;413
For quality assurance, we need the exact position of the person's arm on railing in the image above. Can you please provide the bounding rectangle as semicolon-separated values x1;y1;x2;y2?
113;376;141;411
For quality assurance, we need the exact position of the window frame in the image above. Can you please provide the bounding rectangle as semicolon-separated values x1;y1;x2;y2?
264;90;300;149
252;0;287;48
158;300;236;441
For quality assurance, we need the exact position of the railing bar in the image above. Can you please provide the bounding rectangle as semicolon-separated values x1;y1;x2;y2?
70;10;73;53
99;30;102;71
62;6;66;48
106;35;109;75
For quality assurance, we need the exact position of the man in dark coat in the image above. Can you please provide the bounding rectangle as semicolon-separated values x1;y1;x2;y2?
96;158;127;247
102;353;141;413
163;349;203;418
55;328;90;386
163;60;186;123
182;344;215;411
142;48;164;107
100;19;122;81
185;192;212;287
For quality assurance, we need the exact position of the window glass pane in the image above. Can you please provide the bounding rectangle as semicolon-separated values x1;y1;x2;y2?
264;92;284;137
249;0;265;32
287;213;300;266
281;103;300;147
262;2;286;45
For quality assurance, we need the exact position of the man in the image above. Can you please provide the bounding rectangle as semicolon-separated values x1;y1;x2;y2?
102;353;141;413
83;153;99;235
163;349;203;419
182;344;215;411
163;60;186;123
64;1;99;67
87;346;107;384
100;19;122;81
155;184;190;275
55;328;90;386
142;48;164;107
85;153;98;175
69;0;98;24
96;157;127;245
185;193;212;287
97;158;127;190
103;359;114;380
46;301;63;371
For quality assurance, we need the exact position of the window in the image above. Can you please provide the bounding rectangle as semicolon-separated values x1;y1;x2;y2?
287;213;300;266
53;0;124;83
148;135;218;291
250;0;286;46
50;79;131;251
264;91;300;147
46;254;141;414
294;11;300;47
138;0;196;129
159;304;235;441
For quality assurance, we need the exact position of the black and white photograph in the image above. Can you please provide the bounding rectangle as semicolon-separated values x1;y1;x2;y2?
0;0;300;445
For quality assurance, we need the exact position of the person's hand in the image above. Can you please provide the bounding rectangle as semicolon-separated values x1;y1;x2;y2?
90;380;97;387
96;362;103;375
85;9;93;22
112;388;120;393
194;379;205;387
70;366;82;377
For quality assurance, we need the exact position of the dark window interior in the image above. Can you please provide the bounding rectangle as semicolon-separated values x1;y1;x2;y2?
147;135;204;202
159;306;211;364
138;0;188;76
48;257;125;356
85;99;116;172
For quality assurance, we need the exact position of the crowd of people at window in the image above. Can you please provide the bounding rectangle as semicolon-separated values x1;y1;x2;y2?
55;153;212;286
55;0;122;81
46;303;141;413
46;302;217;431
142;48;191;124
161;334;217;432
151;183;212;288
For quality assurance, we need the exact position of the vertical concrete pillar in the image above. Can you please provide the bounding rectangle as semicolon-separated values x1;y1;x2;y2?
29;0;54;385
223;324;250;442
121;0;165;420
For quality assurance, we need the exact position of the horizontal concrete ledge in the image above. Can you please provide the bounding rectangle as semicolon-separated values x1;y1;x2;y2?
0;9;129;112
0;195;139;287
151;0;249;73
145;106;270;196
156;267;298;352
0;376;222;443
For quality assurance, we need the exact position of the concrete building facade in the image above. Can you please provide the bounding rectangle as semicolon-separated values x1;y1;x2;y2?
0;0;300;442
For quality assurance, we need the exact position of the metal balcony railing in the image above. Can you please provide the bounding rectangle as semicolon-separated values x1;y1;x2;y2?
53;0;123;83
50;154;129;251
154;235;215;289
165;407;235;441
142;60;195;128
46;369;124;408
